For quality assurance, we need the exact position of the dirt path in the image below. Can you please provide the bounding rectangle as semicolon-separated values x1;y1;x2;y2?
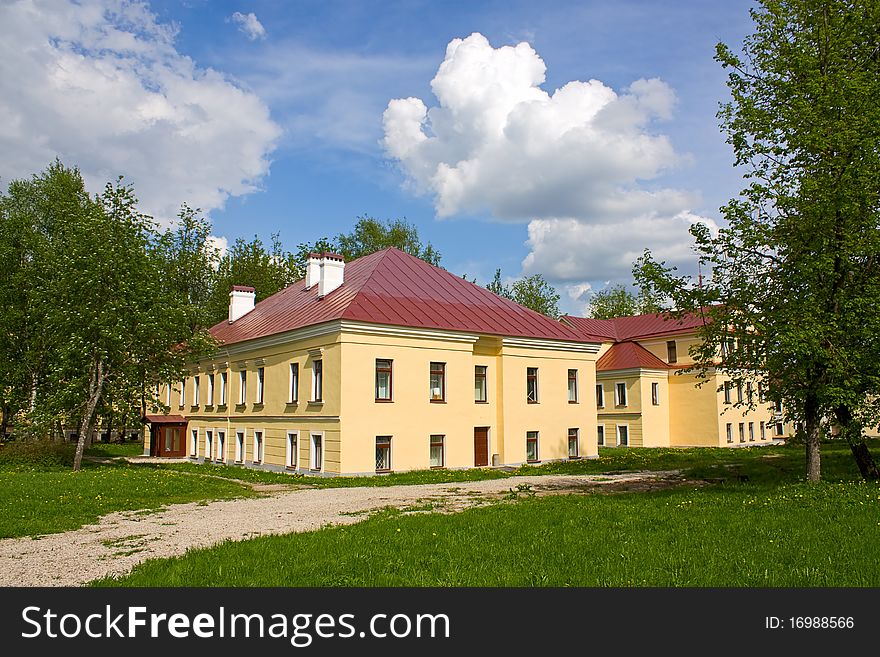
0;471;682;587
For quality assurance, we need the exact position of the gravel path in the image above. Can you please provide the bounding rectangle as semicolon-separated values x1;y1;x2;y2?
0;471;681;587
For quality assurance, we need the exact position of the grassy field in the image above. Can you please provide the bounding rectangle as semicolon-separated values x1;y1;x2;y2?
93;440;880;587
0;441;255;539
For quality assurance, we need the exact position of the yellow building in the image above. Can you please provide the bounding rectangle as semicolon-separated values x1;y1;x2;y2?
146;248;601;474
561;313;787;448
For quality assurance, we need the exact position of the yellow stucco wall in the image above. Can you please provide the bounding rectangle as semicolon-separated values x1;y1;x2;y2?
149;323;599;474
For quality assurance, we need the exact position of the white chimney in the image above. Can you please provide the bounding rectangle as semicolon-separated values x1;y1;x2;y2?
228;285;256;323
305;252;322;289
318;252;345;298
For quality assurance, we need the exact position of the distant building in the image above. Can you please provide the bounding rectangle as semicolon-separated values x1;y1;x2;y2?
561;312;787;447
146;248;600;474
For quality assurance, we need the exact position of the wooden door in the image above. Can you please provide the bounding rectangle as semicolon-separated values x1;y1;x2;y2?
474;427;489;467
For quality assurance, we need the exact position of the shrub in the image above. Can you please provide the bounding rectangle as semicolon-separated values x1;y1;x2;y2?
0;440;75;468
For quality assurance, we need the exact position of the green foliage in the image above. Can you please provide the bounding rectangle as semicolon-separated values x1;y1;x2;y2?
587;283;663;319
0;440;76;469
485;269;561;318
635;0;880;480
335;216;441;266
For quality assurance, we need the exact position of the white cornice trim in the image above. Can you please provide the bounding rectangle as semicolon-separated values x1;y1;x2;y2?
217;321;343;357
338;320;479;344
597;367;670;377
502;336;601;353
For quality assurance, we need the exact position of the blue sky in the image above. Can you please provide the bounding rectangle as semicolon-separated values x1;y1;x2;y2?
0;0;758;314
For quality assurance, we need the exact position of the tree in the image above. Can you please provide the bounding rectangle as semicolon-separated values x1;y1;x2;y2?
587;284;663;319
205;233;301;326
485;269;561;318
335;216;441;266
636;0;880;482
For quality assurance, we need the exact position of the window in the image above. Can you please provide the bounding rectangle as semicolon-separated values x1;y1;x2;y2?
179;379;186;407
235;430;244;463
736;383;743;404
220;372;227;406
253;430;263;464
216;430;225;462
205;430;213;459
617;425;629;447
376;436;392;472
192;376;200;407
190;429;198;457
651;382;660;406
615;382;627;407
748;422;755;442
775;400;783;414
256;367;264;404
289;363;299;403
760;421;766;440
286;432;297;469
312;360;323;402
375;359;393;401
429;362;446;402
568;428;579;459
239;370;247;405
596;384;604;408
739;422;745;443
724;382;732;404
207;374;214;406
526;431;539;462
311;434;323;471
527;367;538;403
758;383;765;403
597;425;605;447
667;340;677;364
568;369;578;403
775;422;784;436
746;382;754;404
726;423;733;443
474;366;487;403
430;435;445;468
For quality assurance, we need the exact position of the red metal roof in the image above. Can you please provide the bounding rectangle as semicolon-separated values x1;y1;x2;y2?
562;310;708;342
209;248;595;346
144;415;188;424
596;342;671;371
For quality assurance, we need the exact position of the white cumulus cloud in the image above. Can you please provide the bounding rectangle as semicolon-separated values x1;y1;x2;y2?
230;11;266;41
0;0;280;220
383;32;710;303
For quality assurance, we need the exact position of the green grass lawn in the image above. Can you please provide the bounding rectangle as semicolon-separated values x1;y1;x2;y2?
0;441;256;538
93;478;880;587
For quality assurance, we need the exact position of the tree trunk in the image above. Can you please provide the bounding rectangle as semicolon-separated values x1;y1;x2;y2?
73;355;105;472
804;393;822;483
835;405;880;480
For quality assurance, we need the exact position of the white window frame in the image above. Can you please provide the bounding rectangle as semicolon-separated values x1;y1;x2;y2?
726;423;733;443
207;374;214;406
310;432;324;471
286;431;298;469
597;424;605;447
739;422;745;443
616;424;629;447
216;429;225;462
615;382;627;407
165;383;172;407
239;370;247;405
748;422;755;442
252;429;264;464
179;379;186;407
190;428;198;457
256;367;264;404
220;372;227;406
596;384;604;408
289;363;299;403
205;429;213;459
567;369;578;403
651;382;660;406
235;430;244;463
760;421;766;440
312;360;323;402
